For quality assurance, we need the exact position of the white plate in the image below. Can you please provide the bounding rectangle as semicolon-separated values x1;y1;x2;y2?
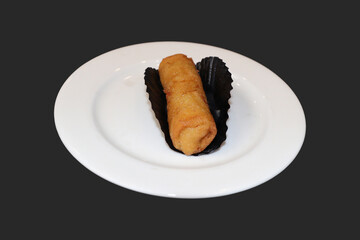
54;42;305;198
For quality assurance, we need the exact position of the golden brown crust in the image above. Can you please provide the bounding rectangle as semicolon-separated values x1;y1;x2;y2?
159;54;217;155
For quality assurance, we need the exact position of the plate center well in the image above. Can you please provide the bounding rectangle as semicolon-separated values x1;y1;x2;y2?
93;63;269;169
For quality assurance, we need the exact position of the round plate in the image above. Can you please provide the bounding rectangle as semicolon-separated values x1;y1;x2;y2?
54;42;306;198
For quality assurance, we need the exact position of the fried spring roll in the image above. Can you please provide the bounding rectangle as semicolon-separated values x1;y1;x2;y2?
159;54;217;155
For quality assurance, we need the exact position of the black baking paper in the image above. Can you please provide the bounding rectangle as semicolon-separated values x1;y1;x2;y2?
144;57;233;155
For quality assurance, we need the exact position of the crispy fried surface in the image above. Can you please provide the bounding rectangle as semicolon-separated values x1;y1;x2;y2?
159;54;217;155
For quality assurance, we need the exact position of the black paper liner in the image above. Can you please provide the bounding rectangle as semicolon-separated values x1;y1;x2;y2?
144;57;233;155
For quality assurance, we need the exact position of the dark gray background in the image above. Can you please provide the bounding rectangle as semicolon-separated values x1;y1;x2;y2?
3;1;358;238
